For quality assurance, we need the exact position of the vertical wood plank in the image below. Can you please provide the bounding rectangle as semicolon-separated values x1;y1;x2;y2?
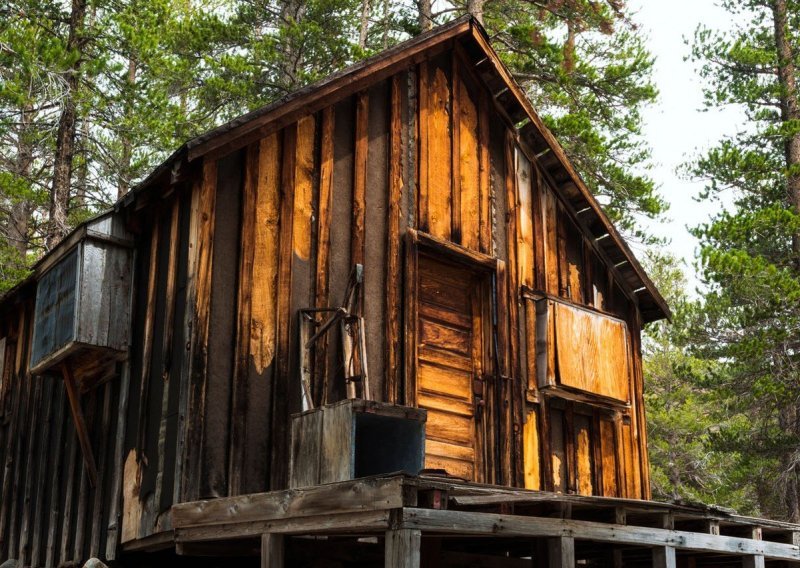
652;546;676;568
478;87;491;254
26;378;52;567
59;412;78;562
0;331;23;551
270;125;297;490
352;92;369;267
531;166;546;290
183;159;217;501
89;381;113;556
8;374;33;560
385;528;421;568
105;361;131;561
365;82;389;401
543;187;559;294
523;407;540;490
630;312;651;499
450;53;461;244
135;216;160;461
503;130;520;485
417;61;429;234
315;107;335;403
203;150;244;499
516;150;534;288
556;205;569;299
386;76;404;404
44;386;67;567
525;300;537;398
548;536;575;568
457;71;480;251
575;413;593;496
421;59;452;240
174;173;201;505
261;532;285;568
229;143;259;496
251;134;282;379
153;197;180;512
600;417;619;497
240;134;282;494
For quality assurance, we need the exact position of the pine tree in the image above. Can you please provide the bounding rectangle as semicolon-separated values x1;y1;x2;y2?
689;0;800;521
0;1;63;289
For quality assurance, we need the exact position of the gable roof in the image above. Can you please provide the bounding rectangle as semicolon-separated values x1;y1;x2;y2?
6;16;669;323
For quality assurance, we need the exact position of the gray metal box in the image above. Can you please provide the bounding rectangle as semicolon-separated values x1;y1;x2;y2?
30;212;133;377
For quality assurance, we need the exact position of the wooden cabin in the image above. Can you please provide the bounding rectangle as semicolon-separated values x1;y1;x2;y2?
2;16;799;568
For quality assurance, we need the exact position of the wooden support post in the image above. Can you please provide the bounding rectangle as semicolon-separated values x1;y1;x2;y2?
653;546;676;568
548;536;575;568
741;555;764;568
61;362;98;488
613;507;626;568
385;528;421;568
261;533;284;568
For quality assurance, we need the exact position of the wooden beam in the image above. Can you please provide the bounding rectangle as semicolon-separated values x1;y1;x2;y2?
175;510;392;542
61;362;98;487
262;533;285;568
172;476;407;528
652;546;676;568
399;509;800;562
385;528;421;568
548;536;575;568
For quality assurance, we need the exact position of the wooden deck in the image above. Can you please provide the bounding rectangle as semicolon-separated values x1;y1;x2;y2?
166;474;800;567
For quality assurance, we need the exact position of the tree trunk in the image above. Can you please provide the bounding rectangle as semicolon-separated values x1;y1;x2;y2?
563;21;576;75
359;0;370;49
467;0;484;25
417;0;432;32
48;0;87;249
7;103;34;261
778;407;800;522
773;0;800;263
118;56;137;199
279;0;306;91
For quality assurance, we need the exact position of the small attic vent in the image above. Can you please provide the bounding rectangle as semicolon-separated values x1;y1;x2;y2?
30;213;133;386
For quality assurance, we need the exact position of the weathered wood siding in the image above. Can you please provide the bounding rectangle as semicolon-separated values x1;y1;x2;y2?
175;42;650;499
0;297;125;567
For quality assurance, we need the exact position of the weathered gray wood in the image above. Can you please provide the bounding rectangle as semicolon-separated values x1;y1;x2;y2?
29;378;55;568
289;409;323;488
652;546;676;568
44;385;67;568
261;533;284;568
399;508;800;561
172;475;406;528
364;80;389;402
385;529;421;568
548;536;574;568
175;510;392;542
89;381;113;556
105;361;131;561
290;401;426;488
320;400;354;484
742;555;765;568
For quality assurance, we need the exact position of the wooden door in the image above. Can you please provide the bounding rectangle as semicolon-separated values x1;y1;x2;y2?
414;254;488;481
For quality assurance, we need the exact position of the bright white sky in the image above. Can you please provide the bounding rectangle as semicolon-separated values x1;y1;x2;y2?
628;0;742;293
